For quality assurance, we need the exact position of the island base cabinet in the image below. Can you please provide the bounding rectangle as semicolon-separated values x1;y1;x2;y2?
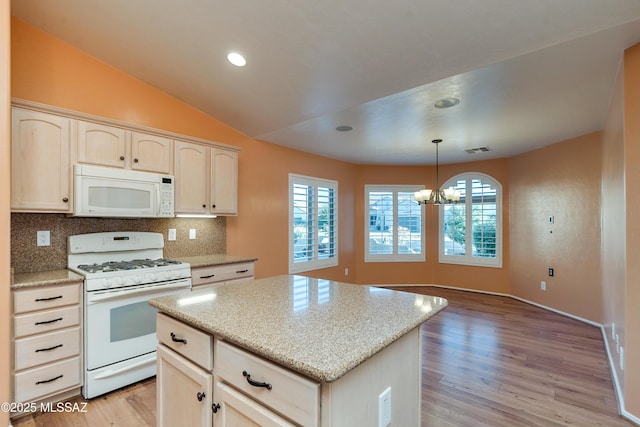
157;345;213;427
214;380;296;427
320;327;422;427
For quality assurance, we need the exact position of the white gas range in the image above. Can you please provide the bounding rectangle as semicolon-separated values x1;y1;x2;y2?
67;231;191;399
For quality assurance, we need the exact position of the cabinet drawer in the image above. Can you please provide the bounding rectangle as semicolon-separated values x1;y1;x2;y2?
14;284;81;314
14;305;80;338
216;340;319;427
14;356;81;403
191;262;254;287
15;327;81;371
157;313;213;370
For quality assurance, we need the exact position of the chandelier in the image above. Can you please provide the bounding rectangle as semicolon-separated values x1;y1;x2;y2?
414;139;460;205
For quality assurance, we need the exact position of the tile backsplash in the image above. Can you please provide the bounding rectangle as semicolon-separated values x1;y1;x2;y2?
11;213;226;273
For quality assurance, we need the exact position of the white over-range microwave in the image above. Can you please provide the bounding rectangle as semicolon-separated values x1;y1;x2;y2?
72;164;175;218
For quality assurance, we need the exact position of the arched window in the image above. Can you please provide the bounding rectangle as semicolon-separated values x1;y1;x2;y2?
439;173;502;267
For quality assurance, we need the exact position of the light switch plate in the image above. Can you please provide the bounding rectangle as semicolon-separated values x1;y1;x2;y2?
168;229;177;241
189;229;196;240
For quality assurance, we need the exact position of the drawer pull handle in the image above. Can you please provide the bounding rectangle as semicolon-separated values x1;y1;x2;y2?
196;392;206;402
200;274;215;279
242;371;272;390
35;344;63;353
236;269;249;274
36;374;63;385
35;317;63;325
170;332;187;344
212;403;221;413
35;295;63;302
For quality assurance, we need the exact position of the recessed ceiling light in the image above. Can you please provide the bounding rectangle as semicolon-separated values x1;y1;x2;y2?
335;125;353;132
227;52;246;67
434;97;460;109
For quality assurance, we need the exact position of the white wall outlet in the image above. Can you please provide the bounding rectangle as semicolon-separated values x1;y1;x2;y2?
345;268;349;276
189;228;196;240
378;386;391;427
540;281;546;291
37;230;51;247
168;229;177;241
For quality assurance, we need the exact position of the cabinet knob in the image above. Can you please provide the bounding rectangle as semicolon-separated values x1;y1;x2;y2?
134;158;139;163
202;204;206;208
212;204;216;209
212;403;220;414
196;392;206;402
62;197;69;203
119;155;125;161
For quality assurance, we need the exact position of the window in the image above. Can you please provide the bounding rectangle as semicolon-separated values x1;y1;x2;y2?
439;173;502;267
365;185;425;262
289;174;338;273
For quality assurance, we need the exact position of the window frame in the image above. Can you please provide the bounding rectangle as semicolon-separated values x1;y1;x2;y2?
288;174;339;274
364;184;425;263
439;172;502;268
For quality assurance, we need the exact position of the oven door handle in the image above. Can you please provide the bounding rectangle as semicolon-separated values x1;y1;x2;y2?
87;282;191;304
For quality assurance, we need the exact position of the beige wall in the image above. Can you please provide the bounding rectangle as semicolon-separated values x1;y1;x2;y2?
623;43;640;418
509;132;603;323
1;0;10;425
602;56;626;408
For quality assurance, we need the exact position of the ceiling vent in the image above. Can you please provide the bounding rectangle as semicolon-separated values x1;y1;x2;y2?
465;146;492;154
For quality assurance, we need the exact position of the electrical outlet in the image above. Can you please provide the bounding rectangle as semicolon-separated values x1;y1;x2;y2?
378;387;391;427
345;268;349;276
37;230;51;247
540;281;546;291
189;229;196;240
168;229;177;241
548;268;554;277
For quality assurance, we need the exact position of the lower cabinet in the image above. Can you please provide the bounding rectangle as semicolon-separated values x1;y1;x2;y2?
12;282;83;405
157;345;213;427
214;380;295;427
191;262;255;291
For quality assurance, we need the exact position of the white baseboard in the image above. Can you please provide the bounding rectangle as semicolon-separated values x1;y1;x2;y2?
377;283;640;424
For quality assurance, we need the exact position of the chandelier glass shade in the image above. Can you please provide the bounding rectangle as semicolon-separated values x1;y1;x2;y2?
414;139;461;205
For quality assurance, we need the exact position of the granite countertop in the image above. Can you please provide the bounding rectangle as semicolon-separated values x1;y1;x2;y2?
149;274;447;383
175;254;257;268
11;269;84;290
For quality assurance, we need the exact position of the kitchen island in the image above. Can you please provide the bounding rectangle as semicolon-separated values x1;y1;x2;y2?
149;275;447;426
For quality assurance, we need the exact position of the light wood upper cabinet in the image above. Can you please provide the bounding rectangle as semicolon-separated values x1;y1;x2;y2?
175;141;209;214
77;122;173;174
131;132;173;174
76;121;127;168
175;141;238;216
11;108;72;212
211;149;238;215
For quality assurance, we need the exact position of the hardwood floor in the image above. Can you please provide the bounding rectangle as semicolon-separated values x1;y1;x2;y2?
12;287;632;427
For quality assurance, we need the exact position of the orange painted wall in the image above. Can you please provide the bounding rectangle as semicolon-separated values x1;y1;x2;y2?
1;1;10;424
354;158;511;294
509;132;603;323
623;43;640;418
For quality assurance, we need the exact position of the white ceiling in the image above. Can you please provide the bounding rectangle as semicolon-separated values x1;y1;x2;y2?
11;0;640;165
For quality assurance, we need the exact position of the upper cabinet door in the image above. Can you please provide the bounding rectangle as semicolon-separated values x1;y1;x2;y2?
210;149;238;215
131;132;173;174
77;121;127;168
11;109;72;212
174;141;209;214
